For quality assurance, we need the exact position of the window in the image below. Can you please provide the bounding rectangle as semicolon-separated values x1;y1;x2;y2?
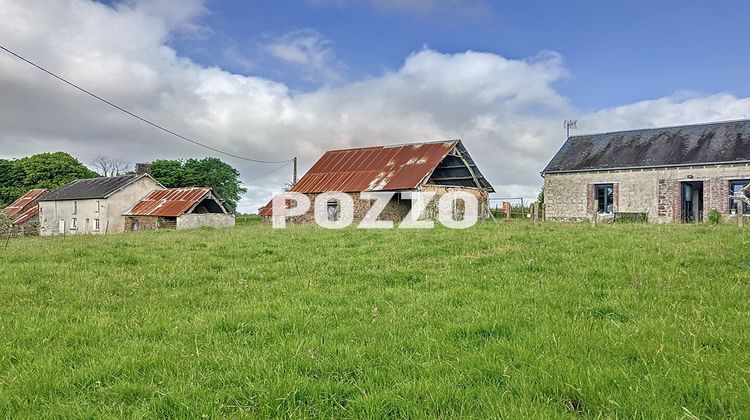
326;200;339;221
595;184;614;214
73;201;77;214
96;201;101;213
58;218;65;232
730;180;750;214
94;218;100;231
71;218;77;229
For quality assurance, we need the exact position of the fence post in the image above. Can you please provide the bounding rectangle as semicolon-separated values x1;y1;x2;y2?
591;200;599;227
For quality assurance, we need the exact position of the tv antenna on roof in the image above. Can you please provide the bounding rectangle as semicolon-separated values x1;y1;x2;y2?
564;120;578;138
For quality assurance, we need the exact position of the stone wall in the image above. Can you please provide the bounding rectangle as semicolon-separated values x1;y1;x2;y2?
177;213;235;229
124;216;178;232
280;187;490;225
544;163;750;223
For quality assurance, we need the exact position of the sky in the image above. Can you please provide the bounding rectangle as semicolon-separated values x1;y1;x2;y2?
2;0;750;212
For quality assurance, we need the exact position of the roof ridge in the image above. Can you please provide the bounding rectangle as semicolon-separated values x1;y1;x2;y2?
569;117;750;140
325;139;459;153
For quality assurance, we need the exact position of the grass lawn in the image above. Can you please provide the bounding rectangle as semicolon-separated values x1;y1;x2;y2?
0;220;749;418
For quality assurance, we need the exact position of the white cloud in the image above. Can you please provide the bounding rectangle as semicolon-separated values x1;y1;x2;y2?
2;0;750;212
307;0;492;17
261;29;345;83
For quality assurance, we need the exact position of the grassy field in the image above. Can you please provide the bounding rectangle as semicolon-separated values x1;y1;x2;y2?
0;219;749;418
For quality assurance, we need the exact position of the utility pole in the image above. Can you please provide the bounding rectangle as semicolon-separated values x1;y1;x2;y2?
292;157;298;185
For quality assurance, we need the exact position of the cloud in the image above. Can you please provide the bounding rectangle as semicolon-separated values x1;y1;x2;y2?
2;0;750;213
260;29;345;83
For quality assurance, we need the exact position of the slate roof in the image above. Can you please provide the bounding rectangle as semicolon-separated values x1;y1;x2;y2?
542;119;750;174
39;174;152;201
124;187;231;217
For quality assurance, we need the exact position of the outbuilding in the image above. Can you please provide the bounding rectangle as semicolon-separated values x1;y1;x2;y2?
2;188;48;237
123;187;234;231
259;140;495;223
542;119;750;223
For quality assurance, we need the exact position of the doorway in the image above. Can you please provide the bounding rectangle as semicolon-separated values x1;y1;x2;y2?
681;181;704;223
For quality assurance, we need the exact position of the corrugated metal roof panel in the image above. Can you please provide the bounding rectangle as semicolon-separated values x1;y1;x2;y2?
291;140;457;193
11;205;39;225
3;189;47;218
124;187;211;217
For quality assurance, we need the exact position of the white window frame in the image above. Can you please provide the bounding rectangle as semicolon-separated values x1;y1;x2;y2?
71;217;77;230
94;218;100;231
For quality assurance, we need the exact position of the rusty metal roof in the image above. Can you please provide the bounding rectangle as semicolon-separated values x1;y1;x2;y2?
543;119;750;174
11;205;39;225
3;189;47;219
124;187;213;217
292;140;458;193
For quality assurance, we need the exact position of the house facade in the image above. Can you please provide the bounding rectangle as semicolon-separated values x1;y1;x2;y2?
2;188;48;237
123;187;235;231
38;174;163;236
542;119;750;223
260;140;495;223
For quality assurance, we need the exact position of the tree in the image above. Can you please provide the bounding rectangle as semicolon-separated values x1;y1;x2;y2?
91;156;131;177
0;152;97;204
150;158;247;207
537;187;544;205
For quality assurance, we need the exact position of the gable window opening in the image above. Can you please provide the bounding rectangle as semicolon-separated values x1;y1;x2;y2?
730;180;750;215
327;200;339;221
595;184;614;214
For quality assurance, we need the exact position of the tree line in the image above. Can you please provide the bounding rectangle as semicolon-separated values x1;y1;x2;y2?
0;152;247;208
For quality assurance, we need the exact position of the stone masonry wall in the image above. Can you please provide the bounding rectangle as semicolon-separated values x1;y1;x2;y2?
544;163;750;223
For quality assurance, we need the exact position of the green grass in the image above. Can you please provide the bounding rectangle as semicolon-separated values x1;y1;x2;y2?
0;221;749;418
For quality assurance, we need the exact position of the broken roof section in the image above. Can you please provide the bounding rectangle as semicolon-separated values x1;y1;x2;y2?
543;118;750;174
3;189;47;220
124;187;232;217
291;140;493;193
40;174;161;201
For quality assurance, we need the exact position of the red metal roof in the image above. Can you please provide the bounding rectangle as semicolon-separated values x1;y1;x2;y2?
293;140;457;193
3;189;47;220
124;187;212;217
259;140;458;216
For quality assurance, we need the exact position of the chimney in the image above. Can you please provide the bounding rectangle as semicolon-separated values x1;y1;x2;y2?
135;163;152;176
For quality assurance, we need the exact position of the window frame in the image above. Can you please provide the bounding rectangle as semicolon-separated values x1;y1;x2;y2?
594;183;615;214
71;217;77;230
326;200;339;221
94;218;101;231
73;201;77;215
729;180;750;215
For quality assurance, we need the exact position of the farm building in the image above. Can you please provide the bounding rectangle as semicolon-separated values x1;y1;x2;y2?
2;188;48;237
123;187;234;231
38;174;163;236
542;119;750;223
260;140;494;223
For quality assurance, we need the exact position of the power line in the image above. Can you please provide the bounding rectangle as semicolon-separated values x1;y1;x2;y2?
245;162;292;183
0;44;293;164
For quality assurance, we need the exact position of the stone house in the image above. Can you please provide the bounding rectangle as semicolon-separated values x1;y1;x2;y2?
542;119;750;223
38;174;163;236
123;187;234;231
2;188;48;237
259;140;494;223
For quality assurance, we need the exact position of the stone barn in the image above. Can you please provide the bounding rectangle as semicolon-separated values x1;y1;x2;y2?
2;189;48;237
542;119;750;223
123;187;234;231
259;140;494;223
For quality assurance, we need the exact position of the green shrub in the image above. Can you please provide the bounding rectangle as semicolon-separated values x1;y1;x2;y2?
708;209;722;224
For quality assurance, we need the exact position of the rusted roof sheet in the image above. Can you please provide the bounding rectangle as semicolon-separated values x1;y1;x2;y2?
124;187;211;217
293;140;458;193
543;119;750;173
3;189;47;219
11;205;39;225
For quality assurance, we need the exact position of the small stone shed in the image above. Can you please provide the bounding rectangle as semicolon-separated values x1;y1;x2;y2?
542;119;750;223
123;187;234;231
2;188;48;237
259;140;494;223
